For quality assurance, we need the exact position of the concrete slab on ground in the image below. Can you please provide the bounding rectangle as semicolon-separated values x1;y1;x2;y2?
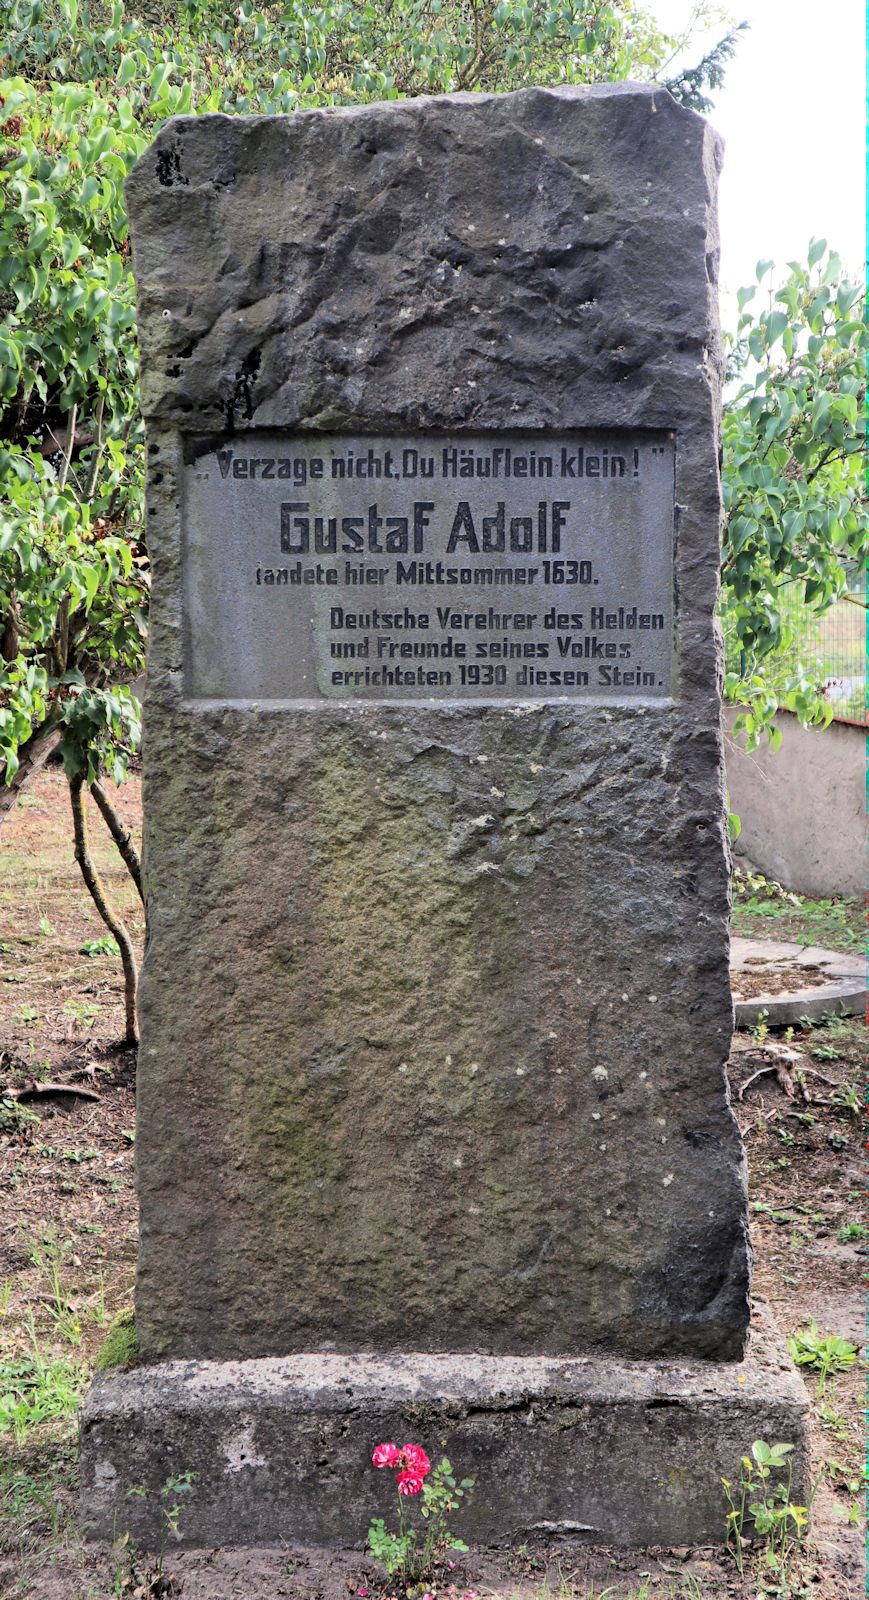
731;937;865;1027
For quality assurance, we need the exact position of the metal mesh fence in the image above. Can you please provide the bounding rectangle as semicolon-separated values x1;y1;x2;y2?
774;567;867;725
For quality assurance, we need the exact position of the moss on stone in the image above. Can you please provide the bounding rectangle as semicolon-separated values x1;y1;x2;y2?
95;1308;139;1371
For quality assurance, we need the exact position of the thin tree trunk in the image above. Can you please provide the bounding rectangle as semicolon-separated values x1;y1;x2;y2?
85;390;106;502
90;780;143;903
69;773;139;1045
57;402;78;491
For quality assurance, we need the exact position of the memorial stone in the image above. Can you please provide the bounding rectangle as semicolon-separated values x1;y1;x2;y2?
81;84;808;1548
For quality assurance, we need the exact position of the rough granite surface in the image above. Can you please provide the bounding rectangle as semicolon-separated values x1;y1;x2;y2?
125;85;750;1363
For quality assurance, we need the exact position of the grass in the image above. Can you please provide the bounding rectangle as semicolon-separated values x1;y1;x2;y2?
0;1224;98;1589
0;1233;89;1446
0;1446;79;1544
1;1462;70;1538
731;867;864;952
0;1336;86;1445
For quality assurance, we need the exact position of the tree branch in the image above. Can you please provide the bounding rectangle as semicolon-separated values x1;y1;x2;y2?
805;444;837;485
0;717;61;827
1;594;19;664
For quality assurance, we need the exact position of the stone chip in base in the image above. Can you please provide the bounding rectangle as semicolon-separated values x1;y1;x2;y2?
80;1328;809;1549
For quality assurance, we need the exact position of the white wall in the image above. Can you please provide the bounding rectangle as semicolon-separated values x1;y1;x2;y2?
724;709;865;899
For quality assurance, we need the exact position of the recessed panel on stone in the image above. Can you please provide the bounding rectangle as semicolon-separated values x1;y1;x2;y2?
182;430;674;703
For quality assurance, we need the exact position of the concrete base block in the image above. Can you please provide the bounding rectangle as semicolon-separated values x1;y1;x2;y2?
80;1330;809;1550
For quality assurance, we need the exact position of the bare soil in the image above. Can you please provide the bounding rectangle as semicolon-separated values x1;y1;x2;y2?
0;771;863;1600
731;963;829;1000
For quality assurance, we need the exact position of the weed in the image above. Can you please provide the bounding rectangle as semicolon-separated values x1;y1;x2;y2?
832;1498;862;1527
37;917;56;937
826;1130;848;1151
0;1096;41;1136
809;1043;840;1061
837;1221;867;1244
750;1008;770;1046
731;873;863;951
84;1270;111;1329
722;1440;811;1580
160;1472;196;1552
787;1321;857;1394
830;1081;860;1115
13;1005;39;1024
823;1458;863;1491
124;1471;196;1587
62;996;102;1026
823;1459;866;1528
732;868;800;909
93;1173;125;1196
80;935;120;957
28;1229;81;1347
797;1010;850;1032
817;1402;853;1442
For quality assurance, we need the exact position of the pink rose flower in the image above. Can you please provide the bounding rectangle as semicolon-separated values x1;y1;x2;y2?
401;1443;431;1477
396;1470;425;1496
372;1442;400;1469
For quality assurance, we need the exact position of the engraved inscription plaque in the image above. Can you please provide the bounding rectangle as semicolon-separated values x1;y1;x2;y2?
183;430;675;702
